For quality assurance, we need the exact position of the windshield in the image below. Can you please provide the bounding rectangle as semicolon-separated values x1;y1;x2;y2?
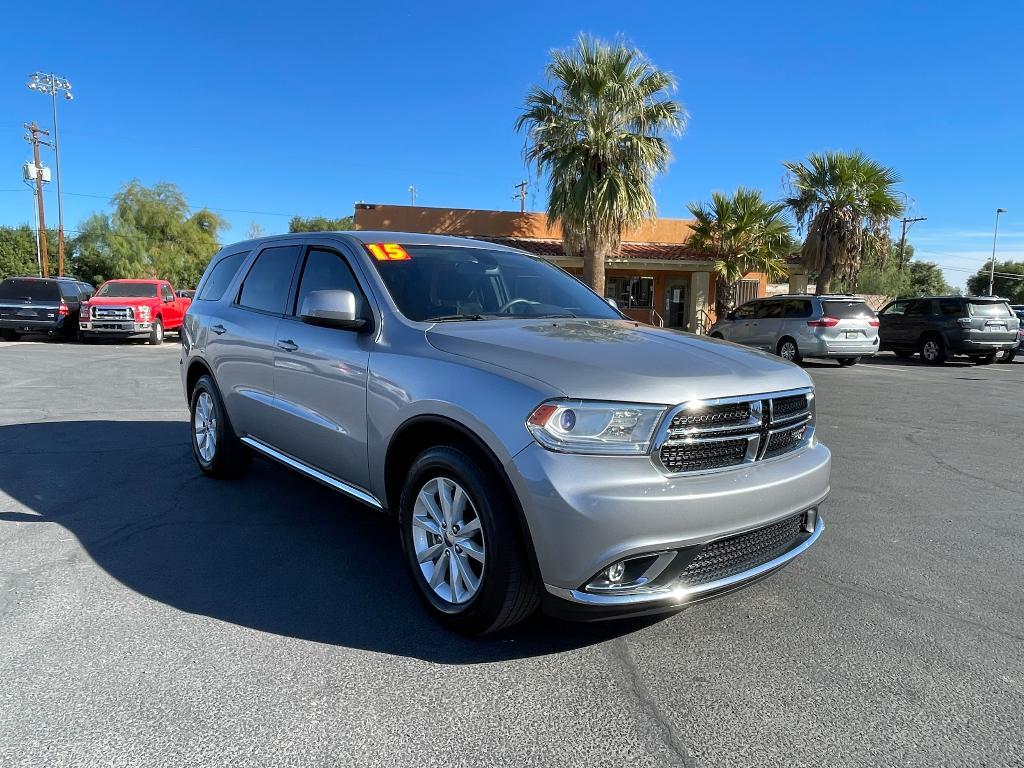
822;300;877;319
368;244;621;322
96;282;158;298
967;300;1012;318
0;279;60;302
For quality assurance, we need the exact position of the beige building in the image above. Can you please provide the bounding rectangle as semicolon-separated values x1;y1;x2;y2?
353;204;808;333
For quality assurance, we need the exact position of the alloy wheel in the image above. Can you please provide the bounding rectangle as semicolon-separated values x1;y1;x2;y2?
923;340;939;361
193;391;218;463
780;341;798;361
411;476;486;605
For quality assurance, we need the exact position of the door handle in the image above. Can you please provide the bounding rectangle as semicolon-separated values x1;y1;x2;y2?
210;323;226;335
276;339;298;352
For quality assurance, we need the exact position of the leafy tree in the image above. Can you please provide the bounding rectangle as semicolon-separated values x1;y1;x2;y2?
966;261;1024;303
906;260;952;296
288;215;353;233
247;221;268;239
71;181;226;288
686;188;793;317
515;35;685;295
784;151;905;293
0;225;59;279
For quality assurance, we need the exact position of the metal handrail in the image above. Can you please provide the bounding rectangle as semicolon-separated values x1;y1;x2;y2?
695;308;713;335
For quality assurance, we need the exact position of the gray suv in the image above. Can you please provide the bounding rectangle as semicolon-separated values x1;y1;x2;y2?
181;233;830;633
708;294;880;365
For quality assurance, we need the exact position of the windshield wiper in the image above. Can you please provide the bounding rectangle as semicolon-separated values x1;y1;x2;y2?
425;314;489;322
530;313;577;319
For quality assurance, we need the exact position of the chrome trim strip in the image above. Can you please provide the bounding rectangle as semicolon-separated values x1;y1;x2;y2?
240;436;384;510
545;514;824;607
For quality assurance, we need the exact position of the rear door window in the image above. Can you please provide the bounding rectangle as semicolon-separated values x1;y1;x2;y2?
59;282;81;300
821;300;877;319
756;300;784;319
0;279;60;302
237;245;302;315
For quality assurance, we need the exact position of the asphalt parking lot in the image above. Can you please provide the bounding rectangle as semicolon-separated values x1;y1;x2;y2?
1;338;1021;768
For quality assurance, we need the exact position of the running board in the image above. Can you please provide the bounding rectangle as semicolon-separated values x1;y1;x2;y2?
240;436;384;510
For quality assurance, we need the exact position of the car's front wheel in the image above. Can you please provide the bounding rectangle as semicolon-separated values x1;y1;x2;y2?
149;319;164;345
189;374;252;478
399;446;538;634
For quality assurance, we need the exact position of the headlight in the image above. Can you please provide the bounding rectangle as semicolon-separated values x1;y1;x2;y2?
527;400;667;455
136;305;151;320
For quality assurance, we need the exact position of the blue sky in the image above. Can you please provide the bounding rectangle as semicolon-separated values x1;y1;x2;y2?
2;0;1022;289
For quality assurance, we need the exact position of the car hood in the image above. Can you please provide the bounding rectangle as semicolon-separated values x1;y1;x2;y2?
425;319;811;403
87;296;158;305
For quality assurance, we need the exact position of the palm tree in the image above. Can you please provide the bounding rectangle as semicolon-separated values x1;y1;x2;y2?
686;188;794;318
784;151;905;293
515;35;685;295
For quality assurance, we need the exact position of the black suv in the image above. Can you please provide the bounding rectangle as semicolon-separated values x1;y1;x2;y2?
0;276;94;341
878;295;1020;365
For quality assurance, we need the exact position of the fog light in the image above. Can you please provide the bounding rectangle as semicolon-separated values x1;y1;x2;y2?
605;562;626;582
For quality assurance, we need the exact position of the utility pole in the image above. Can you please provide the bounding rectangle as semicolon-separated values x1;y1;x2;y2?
513;180;528;213
408;185;418;206
27;73;73;276
24;122;51;278
989;207;1007;296
897;216;927;271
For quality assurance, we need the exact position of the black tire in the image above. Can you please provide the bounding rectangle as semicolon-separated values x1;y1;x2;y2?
893;350;914;360
919;334;946;365
149;318;164;345
189;374;252;478
974;353;997;365
838;357;861;366
709;332;724;339
1000;350;1017;364
0;329;19;341
399;445;539;634
777;337;802;364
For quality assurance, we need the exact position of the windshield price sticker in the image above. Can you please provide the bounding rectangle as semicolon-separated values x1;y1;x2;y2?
367;243;412;261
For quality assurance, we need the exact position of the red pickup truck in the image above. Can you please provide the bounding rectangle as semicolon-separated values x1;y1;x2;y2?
80;279;191;344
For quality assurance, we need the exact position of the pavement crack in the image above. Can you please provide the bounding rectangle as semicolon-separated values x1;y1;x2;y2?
607;636;696;767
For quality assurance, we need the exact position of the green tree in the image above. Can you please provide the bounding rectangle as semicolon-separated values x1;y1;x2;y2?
906;260;952;296
966;261;1024;303
784;151;905;293
288;215;354;233
0;225;59;279
71;181;226;288
686;188;793;317
515;35;685;295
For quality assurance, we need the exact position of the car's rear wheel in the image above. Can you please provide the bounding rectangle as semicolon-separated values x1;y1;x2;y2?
1000;350;1017;363
920;335;946;365
149;319;164;345
399;446;539;634
190;374;252;478
838;357;861;366
777;337;802;363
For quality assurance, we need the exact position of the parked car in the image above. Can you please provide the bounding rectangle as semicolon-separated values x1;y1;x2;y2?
181;233;830;633
707;294;879;366
1002;305;1024;363
80;279;191;344
877;296;1020;365
0;276;94;341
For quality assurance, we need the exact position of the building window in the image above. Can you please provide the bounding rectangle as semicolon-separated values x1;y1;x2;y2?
606;276;654;308
735;279;760;306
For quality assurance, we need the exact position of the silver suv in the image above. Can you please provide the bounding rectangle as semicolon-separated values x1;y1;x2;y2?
709;294;880;365
181;233;830;633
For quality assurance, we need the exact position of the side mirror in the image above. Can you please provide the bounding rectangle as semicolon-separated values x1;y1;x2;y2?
300;289;367;331
606;297;618;310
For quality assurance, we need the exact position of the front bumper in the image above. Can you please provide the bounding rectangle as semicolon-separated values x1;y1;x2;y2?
508;439;831;617
80;320;153;338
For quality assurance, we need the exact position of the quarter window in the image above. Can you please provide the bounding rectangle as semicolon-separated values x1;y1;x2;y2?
784;299;813;319
293;249;367;318
197;252;248;302
938;299;962;316
237;246;302;314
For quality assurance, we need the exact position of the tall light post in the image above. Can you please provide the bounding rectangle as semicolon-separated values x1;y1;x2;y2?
987;207;1003;296
27;72;73;276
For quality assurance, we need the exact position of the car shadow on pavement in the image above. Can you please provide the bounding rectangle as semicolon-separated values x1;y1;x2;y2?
0;420;663;664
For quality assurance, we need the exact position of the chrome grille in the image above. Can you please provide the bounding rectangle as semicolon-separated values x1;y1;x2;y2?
678;513;805;586
655;389;813;474
91;306;133;320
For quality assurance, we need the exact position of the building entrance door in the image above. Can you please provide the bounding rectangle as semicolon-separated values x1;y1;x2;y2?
665;281;689;329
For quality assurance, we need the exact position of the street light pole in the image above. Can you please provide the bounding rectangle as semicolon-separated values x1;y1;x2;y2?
27;72;73;276
989;207;1007;296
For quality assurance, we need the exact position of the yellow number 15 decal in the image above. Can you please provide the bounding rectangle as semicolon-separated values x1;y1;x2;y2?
367;243;411;261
